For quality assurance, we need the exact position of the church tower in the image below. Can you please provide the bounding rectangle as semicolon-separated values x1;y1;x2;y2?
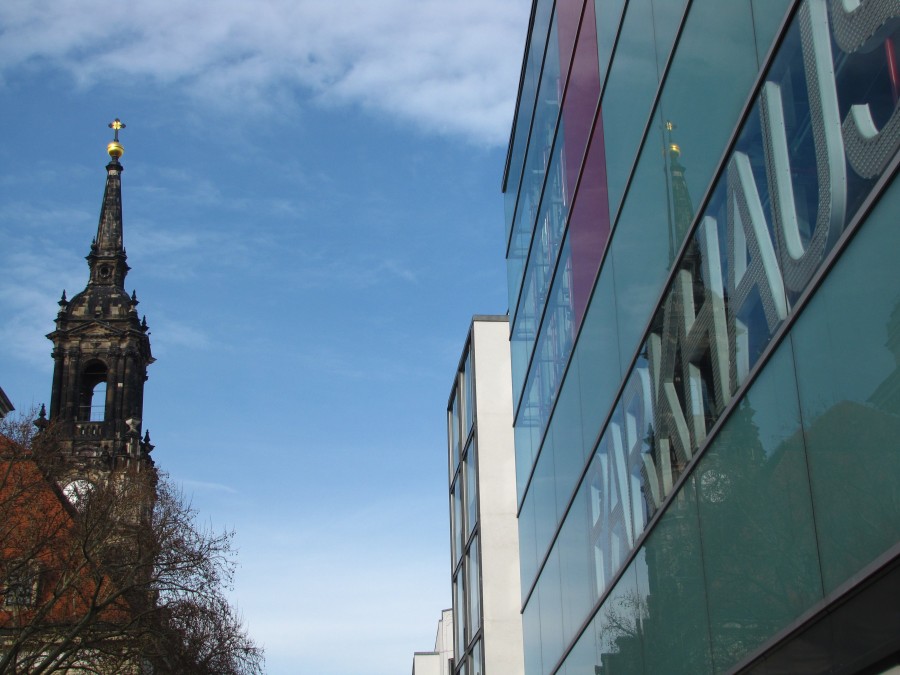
42;120;155;482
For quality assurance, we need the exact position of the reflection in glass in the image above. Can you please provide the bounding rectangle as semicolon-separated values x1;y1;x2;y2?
464;349;474;438
791;176;900;594
453;479;464;565
454;573;467;660
450;395;460;478
465;442;478;537
558;480;594;641
695;342;821;670
470;639;483;675
638;484;713;675
507;10;563;308
468;537;482;639
538;546;565;675
523;592;543;675
511;146;570;398
596;559;645;674
506;0;555;239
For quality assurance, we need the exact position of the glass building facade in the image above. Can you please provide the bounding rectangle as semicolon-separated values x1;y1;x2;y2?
502;0;900;672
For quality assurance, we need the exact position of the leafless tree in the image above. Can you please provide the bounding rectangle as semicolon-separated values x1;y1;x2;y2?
0;411;264;674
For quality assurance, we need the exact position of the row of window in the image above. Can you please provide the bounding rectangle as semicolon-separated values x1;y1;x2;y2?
448;342;483;675
449;349;475;482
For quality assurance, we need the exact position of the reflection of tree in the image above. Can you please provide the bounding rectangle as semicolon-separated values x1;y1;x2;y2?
595;588;646;673
693;399;786;668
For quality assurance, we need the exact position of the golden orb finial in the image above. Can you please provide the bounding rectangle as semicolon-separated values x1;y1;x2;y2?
107;118;126;160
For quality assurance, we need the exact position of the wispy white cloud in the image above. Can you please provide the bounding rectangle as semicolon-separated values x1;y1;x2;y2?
0;0;529;145
178;478;239;495
0;232;85;369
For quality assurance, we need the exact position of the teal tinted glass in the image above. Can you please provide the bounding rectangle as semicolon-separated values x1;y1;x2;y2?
523;592;543;675
610;112;672;371
750;0;791;67
791;176;900;594
594;558;644;674
594;0;625;89
558;479;594;641
532;434;560;564
638;482;713;674
563;610;600;674
695;342;822;670
574;262;622;451
538;546;565;674
659;0;759;232
601;0;663;222
519;489;539;600
506;0;555;239
549;361;587;506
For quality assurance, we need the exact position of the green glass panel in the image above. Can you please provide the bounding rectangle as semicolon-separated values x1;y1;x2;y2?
639;482;713;674
562;611;600;674
558;480;595;643
750;0;791;67
533;436;560;562
790;178;900;593
524;592;543;675
602;0;663;221
595;558;645;675
660;0;759;219
551;365;586;513
611;111;672;373
696;342;822;670
576;262;623;455
539;546;565;674
520;489;539;599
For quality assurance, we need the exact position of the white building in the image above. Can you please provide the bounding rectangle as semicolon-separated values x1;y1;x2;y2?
446;316;524;675
411;608;454;675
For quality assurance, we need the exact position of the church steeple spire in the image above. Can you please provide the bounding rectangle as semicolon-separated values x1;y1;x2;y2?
88;119;130;289
45;120;155;476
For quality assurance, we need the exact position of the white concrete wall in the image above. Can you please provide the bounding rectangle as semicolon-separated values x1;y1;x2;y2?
471;318;524;675
412;652;442;675
412;608;454;675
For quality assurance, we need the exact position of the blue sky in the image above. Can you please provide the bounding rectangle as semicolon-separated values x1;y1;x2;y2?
0;1;529;672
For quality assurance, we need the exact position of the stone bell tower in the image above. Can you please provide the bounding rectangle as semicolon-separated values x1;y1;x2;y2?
41;119;155;481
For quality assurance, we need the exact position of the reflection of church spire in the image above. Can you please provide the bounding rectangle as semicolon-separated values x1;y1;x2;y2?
664;121;695;262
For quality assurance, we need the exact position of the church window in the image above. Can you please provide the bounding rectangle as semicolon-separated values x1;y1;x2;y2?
2;565;39;607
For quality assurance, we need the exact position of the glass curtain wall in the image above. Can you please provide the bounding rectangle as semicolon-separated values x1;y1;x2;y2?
504;0;900;672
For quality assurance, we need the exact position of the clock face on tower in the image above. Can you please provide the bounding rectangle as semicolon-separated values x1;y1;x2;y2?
63;479;95;507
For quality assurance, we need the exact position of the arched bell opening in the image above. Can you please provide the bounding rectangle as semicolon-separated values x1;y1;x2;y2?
78;360;108;422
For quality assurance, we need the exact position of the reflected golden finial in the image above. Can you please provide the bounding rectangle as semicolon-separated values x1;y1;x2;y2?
107;118;126;160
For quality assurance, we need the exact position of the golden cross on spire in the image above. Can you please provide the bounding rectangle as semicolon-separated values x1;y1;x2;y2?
107;119;126;160
109;118;126;142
